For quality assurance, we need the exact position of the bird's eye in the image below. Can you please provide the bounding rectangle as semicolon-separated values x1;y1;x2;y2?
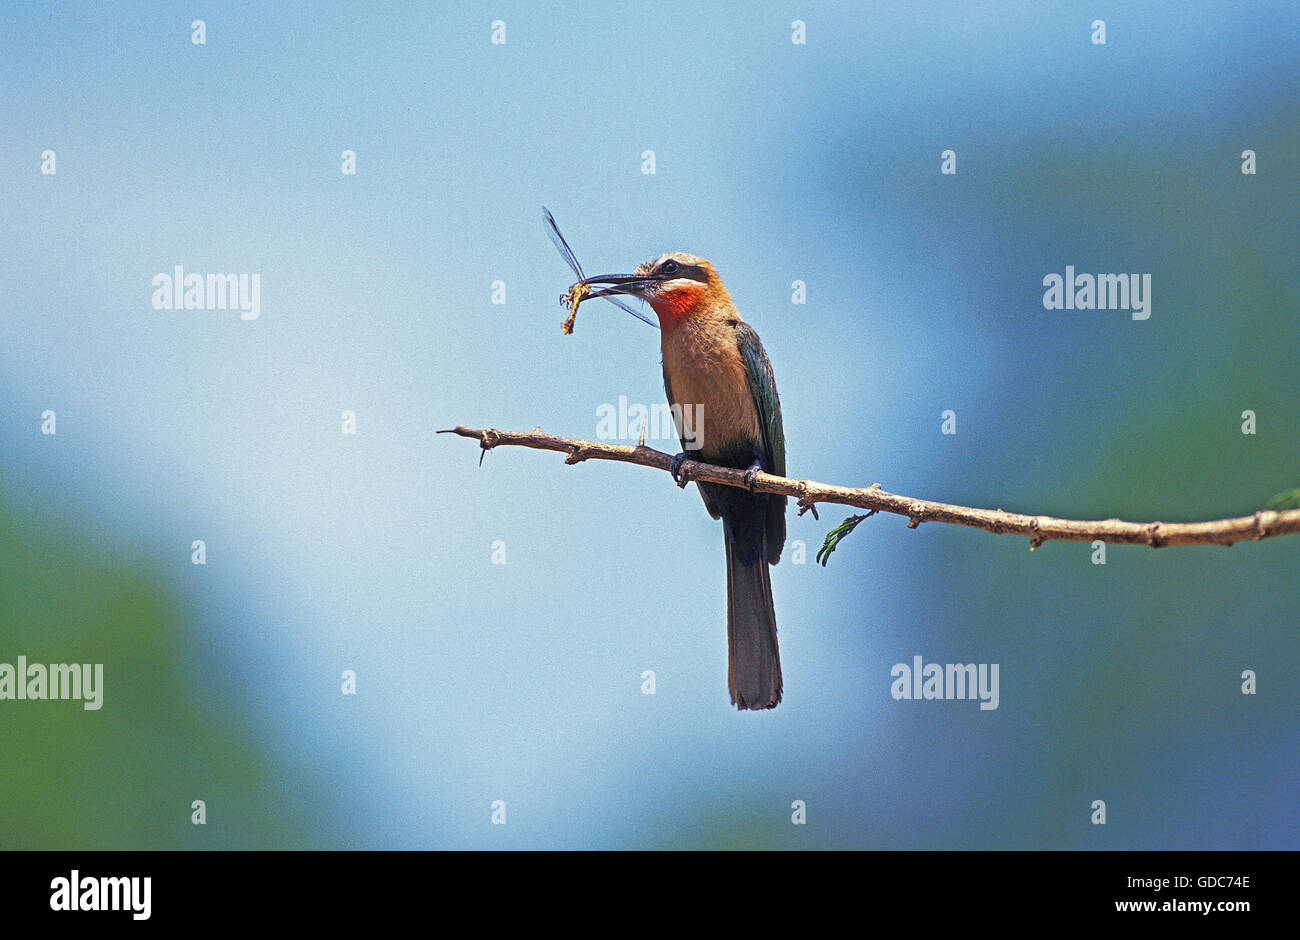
660;259;679;275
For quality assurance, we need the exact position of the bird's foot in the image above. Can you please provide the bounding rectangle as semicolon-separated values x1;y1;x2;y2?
743;460;763;491
669;452;691;488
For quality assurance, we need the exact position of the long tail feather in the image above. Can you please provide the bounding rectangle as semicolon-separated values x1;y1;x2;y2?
725;538;782;709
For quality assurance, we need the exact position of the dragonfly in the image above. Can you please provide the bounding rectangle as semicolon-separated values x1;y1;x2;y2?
543;207;658;330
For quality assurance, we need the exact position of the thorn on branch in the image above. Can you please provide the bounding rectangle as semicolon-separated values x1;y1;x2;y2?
796;484;819;520
475;427;501;466
1028;517;1044;551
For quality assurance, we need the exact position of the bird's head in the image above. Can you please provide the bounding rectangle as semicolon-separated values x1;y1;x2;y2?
581;252;733;326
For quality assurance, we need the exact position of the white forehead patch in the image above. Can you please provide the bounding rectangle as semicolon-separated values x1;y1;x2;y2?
636;252;704;275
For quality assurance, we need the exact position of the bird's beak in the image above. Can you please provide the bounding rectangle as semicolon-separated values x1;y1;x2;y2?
579;273;658;299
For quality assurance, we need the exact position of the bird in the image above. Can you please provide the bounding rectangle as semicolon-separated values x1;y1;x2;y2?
580;254;787;709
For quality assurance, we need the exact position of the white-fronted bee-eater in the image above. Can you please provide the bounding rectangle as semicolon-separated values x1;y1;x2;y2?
580;254;787;709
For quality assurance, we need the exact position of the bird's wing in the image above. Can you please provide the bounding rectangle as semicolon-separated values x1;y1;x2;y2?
736;321;787;562
735;322;785;480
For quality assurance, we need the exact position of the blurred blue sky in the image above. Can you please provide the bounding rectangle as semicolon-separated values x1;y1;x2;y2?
1;1;1296;848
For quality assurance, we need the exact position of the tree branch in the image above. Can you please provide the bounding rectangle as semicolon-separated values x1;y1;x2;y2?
438;425;1300;551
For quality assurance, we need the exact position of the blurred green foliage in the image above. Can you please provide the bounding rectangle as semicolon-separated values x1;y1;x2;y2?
0;491;328;849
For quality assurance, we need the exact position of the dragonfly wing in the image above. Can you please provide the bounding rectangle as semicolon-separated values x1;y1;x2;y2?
542;206;658;329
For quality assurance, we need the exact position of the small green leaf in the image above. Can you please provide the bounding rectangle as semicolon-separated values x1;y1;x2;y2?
816;512;874;566
1263;487;1300;511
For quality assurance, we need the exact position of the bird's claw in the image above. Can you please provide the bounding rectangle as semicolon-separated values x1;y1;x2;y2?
669;452;691;488
743;461;762;491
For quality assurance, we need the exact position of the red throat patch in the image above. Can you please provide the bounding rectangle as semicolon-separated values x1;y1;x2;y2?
649;284;705;326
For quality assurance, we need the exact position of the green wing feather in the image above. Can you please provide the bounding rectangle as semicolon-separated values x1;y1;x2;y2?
735;321;787;561
735;322;785;479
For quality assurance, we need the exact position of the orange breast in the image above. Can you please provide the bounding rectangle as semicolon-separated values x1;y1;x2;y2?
660;313;761;457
